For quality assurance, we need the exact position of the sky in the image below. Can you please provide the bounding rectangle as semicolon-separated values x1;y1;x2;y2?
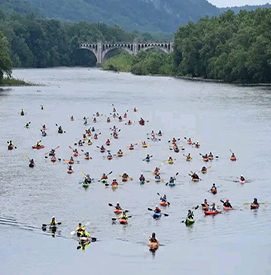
208;0;269;7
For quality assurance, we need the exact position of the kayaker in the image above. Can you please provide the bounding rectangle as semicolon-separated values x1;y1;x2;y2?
96;112;100;117
127;120;132;125
41;130;47;136
129;143;134;149
195;141;200;147
88;139;92;145
158;130;162;135
76;222;85;235
71;115;74;121
78;140;83;146
73;149;78;154
49;149;56;156
223;199;232;208
172;137;176;144
202;199;209;206
85;174;91;183
122;172;129;179
133;107;137;112
80;228;90;238
94;133;98;139
115;202;122;210
29;159;35;167
112;178;118;185
191;172;199;179
119;212;128;220
124;112;127;118
8;140;13;146
240;175;245;181
107;152;113;158
118;116;122;121
149;232;158;243
107;117;110;122
155;174;161;180
84;119;88;125
21;109;24;115
58;126;63;132
42;124;46;130
161;195;167;202
91;127;95;132
113;107;116;112
101;173;108;180
139;174;145;181
169;177;175;183
68;165;73;171
186;153;192;161
41;105;44;110
100;145;105;151
139;118;145;125
209;152;213;158
168;157;173;162
231;152;235;158
83;134;87;139
201;166;207;172
187;210;194;219
93;117;96;123
117;149;123;155
142;140;147;146
154;167;160;174
25;122;30;128
154;206;161;213
106;139;110;145
146;154;151;161
50;216;57;225
211;203;217;211
211;183;217;191
252;198;259;205
113;132;118;138
36;141;41;147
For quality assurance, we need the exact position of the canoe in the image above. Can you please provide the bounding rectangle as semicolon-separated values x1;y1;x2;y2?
202;205;209;211
82;183;89;188
223;206;232;210
140;180;145;184
122;177;128;182
51;157;56;163
67;170;73;174
250;204;259;209
230;157;236;161
149;241;159;250
168;160;173;164
211;189;217;194
204;210;222;215
114;209;122;214
118;153;123;157
32;145;44;149
239;179;245;184
8;145;13;150
192;178;199;182
201;170;207;174
107;156;113;160
101;179;107;184
185;218;195;225
69;160;74;164
142;144;148;148
119;218;127;224
73;152;79;157
160;201;168;206
153;212;162;219
168;182;175;187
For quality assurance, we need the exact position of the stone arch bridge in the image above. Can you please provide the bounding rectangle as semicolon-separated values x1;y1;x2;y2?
78;41;174;66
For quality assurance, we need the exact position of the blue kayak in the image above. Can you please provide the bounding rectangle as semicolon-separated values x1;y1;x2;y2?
168;182;175;187
146;158;150;162
42;133;47;137
153;212;162;219
140;180;145;184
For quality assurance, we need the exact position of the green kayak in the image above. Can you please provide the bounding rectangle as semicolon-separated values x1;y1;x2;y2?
101;179;107;184
82;183;89;188
185;218;195;225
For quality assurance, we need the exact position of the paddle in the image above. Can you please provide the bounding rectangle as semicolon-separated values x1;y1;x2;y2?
55;124;66;133
98;171;113;182
76;237;97;249
147;137;161;141
147;208;169;216
45;146;60;155
119;174;133;181
183;153;192;160
24;154;30;160
108;203;129;212
220;199;233;209
42;222;61;227
157;193;170;206
7;141;17;149
180;205;199;223
188;173;202;181
244;202;266;205
165;172;179;186
112;216;132;221
143;155;153;161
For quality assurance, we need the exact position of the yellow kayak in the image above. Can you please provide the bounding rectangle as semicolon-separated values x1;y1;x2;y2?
168;160;173;164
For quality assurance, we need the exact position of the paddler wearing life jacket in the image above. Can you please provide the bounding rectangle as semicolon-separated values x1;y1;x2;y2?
50;149;55;156
188;138;192;143
88;139;92;145
58;126;63;132
139;174;145;181
211;183;217;191
115;202;122;210
70;115;74;121
129;143;134;149
158;130;162;135
201;166;207;172
29;159;35;167
100;145;105;151
118;149;123;155
154;167;160;173
252;198;259;205
91;127;95;132
50;216;57;225
211;203;217;211
94;133;98;139
202;199;209;207
154;206;161;213
186;153;192;160
122;172;129;179
42;124;46;130
25;122;30;128
119;212;128;220
73;148;78;154
142;140;147;145
41;105;44;110
209;152;213;158
169;176;175;183
36;141;41;147
76;222;85;235
124;112;127;118
106;139;110;144
172;137;176;143
118;116;122;121
133;107;137;112
113;132;118;138
191;172;199;179
187;210;194;219
168;157;173;162
107;117;110;122
68;165;73;171
155;174;161;180
85;174;91;183
161;195;167;202
83;134;87;139
101;173;108;180
149;232;158;243
231;153;236;158
240;175;245;181
139;118;145;124
223;199;232;208
107;152;112;158
112;178;118;185
8;140;13;147
93;117;96;123
146;154;151;160
113;107;116;112
80;228;90;238
20;109;24;115
96;112;100;117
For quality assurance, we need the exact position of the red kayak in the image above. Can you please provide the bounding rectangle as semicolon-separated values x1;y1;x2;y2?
119;218;127;224
32;145;44;149
211;188;217;194
8;145;14;150
250;204;259;209
204;210;222;215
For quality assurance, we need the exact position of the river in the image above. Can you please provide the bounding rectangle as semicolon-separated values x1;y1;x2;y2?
1;68;271;275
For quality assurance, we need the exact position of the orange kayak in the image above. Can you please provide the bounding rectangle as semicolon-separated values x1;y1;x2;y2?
73;152;78;157
250;204;259;209
85;156;90;160
160;201;168;206
192;178;199;182
118;153;123;157
149;241;159;250
114;209;122;214
202;205;209;211
122;177;128;182
69;160;74;164
223;206;232;210
107;156;113;160
67;170;73;174
230;157;236;161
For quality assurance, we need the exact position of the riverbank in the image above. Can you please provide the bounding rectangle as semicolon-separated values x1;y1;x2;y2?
0;77;39;87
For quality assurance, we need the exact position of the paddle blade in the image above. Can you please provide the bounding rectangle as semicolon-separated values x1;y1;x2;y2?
91;237;97;242
108;203;113;207
147;208;153;211
24;154;28;158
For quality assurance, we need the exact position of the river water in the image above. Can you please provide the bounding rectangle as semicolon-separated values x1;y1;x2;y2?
1;68;271;275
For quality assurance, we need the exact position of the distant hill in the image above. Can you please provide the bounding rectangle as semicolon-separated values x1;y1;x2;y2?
0;0;270;32
220;3;271;14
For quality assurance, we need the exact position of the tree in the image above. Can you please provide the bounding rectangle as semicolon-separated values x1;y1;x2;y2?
0;30;12;82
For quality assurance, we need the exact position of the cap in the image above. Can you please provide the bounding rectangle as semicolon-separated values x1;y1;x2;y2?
226;199;229;202
117;202;119;204
52;216;55;219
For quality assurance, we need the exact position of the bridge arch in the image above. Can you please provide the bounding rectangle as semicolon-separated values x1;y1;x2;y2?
102;45;134;61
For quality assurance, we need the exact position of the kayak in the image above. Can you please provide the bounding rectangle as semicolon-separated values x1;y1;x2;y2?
113;135;118;139
174;148;179;153
106;142;110;146
114;209;122;214
82;137;87;140
201;170;207;174
168;160;173;164
88;141;92;146
140;180;145;184
51;157;56;163
145;158;150;162
188;141;192;145
223;206;232;210
204;210;222;215
118;153;123;157
87;132;91;137
93;119;96;123
82;183;89;188
58;130;63;134
42;132;47;137
112;183;118;188
107;156;113;160
129;146;134;150
160;201;168;206
8;145;13;150
69;160;74;164
192;178;199;182
208;156;214;160
230;157;236;161
186;158;192;161
100;149;105;153
211;188;217;194
203;158;209;162
142;144;148;148
67;170;73;174
85;156;90;160
94;136;98;140
73;152;79;157
153;212;162;219
239;179;245;184
29;163;35;168
149;241;159;250
32;145;44;149
119;218;127;224
139;121;145;126
185;218;195;225
251;204;259;209
168;182;175;187
122;177;128;182
202;205;209;211
101;179;107;184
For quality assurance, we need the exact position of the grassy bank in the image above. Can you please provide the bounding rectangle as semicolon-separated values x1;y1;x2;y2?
103;54;133;72
0;77;38;86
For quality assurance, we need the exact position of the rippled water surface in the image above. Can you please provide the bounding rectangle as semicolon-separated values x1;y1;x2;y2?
1;68;271;275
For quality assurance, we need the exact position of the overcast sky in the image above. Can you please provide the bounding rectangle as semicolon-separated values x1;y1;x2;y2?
208;0;269;7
